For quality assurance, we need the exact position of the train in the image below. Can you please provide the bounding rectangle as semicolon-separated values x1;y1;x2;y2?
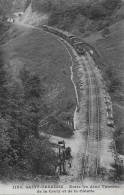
42;25;114;128
42;25;86;56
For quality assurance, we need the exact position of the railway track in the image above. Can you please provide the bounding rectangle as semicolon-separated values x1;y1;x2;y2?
82;67;91;178
93;71;101;176
45;28;103;178
82;53;102;178
41;25;105;179
13;23;117;182
54;36;102;178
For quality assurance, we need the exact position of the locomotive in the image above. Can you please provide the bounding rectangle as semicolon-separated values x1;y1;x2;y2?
73;42;86;55
42;25;86;56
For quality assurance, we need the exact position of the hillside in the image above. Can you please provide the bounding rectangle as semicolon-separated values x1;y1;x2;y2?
20;3;49;25
20;0;124;156
81;19;124;156
20;0;123;32
3;24;76;137
0;20;78;180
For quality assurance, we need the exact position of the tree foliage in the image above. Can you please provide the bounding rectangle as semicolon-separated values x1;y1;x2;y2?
0;0;13;16
0;48;57;181
88;3;106;20
32;0;53;13
24;0;31;11
101;0;121;12
32;0;122;30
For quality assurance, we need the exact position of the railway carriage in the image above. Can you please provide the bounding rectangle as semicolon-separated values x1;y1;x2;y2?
73;42;86;56
61;33;67;40
66;35;75;43
50;27;59;35
107;118;114;127
107;108;114;127
107;108;113;119
104;96;111;104
106;103;112;110
57;29;63;37
69;37;82;45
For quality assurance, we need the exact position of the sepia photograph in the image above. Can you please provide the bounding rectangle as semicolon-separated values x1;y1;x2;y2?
0;0;124;194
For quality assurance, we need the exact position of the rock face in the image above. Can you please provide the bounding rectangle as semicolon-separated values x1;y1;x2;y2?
20;3;49;25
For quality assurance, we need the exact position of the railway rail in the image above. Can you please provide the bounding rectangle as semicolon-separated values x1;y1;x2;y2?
41;25;116;179
81;54;102;178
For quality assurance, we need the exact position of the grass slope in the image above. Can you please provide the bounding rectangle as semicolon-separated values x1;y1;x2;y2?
3;24;76;137
82;19;124;155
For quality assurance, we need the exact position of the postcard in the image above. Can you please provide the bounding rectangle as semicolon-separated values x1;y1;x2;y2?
0;0;123;194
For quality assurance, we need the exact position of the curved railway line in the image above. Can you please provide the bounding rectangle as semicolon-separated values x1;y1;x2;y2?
27;24;117;180
41;25;114;179
49;34;103;178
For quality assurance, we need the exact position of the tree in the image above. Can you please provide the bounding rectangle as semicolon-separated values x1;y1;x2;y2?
32;0;53;13
0;52;57;180
0;0;14;16
102;0;121;12
102;27;110;37
23;136;57;176
89;3;106;20
24;0;31;11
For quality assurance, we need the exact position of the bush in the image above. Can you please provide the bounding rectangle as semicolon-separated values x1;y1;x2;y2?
83;31;90;37
0;61;57;181
102;27;110;36
23;136;57;176
32;0;53;13
96;21;105;31
48;10;60;26
86;21;96;32
102;0;121;12
0;0;13;15
48;5;77;29
79;27;85;33
24;0;31;11
89;3;106;20
105;65;122;94
96;20;110;31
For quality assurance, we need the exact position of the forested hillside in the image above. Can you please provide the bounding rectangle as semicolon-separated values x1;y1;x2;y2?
31;0;122;32
0;44;57;180
12;0;29;12
26;0;124;156
0;1;58;181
